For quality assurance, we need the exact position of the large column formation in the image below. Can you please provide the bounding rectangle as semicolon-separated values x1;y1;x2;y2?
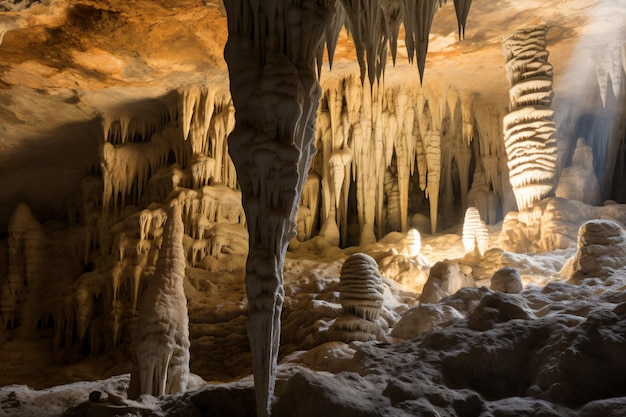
222;1;336;416
502;25;558;211
221;2;476;414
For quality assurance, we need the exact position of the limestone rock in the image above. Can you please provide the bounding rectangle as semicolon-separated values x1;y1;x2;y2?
420;261;475;304
490;267;523;294
466;292;533;331
328;253;385;342
391;303;462;340
565;220;626;284
555;138;601;205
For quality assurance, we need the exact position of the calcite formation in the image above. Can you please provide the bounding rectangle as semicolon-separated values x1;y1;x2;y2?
419;261;474;304
565;220;626;283
497;197;626;253
502;25;558;211
555;138;601;206
329;253;384;342
2;2;626;417
490;266;523;294
129;204;190;398
462;206;488;257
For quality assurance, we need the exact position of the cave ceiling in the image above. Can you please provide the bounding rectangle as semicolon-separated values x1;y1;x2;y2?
0;0;623;231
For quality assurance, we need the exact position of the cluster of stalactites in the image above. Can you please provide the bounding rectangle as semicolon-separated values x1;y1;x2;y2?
225;0;474;87
98;86;237;216
502;25;558;211
595;41;626;107
178;85;237;189
306;74;483;243
339;0;474;85
0;203;127;355
60;85;244;356
101;99;176;146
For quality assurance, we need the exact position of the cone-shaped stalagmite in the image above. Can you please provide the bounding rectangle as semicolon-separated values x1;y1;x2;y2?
129;203;190;398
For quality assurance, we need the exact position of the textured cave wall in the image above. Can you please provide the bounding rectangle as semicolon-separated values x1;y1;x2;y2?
0;4;625;409
1;57;625;366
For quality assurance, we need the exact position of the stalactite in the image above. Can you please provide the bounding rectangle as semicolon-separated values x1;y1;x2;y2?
222;1;335;415
475;104;515;215
100;132;172;216
402;0;444;82
423;89;445;233
384;166;402;233
340;0;389;86
329;148;353;210
452;0;473;40
502;25;558;211
595;43;626;107
296;173;321;241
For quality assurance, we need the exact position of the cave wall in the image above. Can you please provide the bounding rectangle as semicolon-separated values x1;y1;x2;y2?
0;38;625;375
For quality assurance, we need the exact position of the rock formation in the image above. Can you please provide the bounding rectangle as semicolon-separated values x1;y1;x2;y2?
490;266;523;294
129;203;190;398
564;219;626;283
0;2;626;417
329;253;385;342
462;206;489;257
555;138;601;205
502;25;558;211
419;261;474;304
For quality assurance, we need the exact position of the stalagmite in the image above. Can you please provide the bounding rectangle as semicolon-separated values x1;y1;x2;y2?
404;228;422;256
502;25;558;211
2;204;47;334
555;138;601;205
565;220;626;283
129;203;190;398
328;253;384;342
462;206;488;257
